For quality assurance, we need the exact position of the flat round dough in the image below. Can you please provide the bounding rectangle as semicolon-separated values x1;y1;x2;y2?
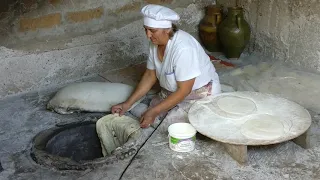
217;96;256;115
240;114;284;140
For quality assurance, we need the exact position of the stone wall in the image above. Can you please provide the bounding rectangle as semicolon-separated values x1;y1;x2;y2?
0;0;215;99
218;0;320;72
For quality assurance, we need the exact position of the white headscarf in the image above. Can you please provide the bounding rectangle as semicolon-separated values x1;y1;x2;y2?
141;4;180;28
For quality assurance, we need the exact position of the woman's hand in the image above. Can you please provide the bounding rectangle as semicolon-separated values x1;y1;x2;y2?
111;69;157;117
140;108;158;128
111;102;131;116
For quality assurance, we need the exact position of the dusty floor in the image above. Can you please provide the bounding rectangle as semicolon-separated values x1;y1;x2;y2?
1;53;320;180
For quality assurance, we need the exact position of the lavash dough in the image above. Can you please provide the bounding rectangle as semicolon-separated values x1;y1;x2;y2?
240;114;284;140
217;96;256;115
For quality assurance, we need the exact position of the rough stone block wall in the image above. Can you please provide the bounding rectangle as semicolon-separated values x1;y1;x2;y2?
19;13;62;31
0;0;215;99
66;7;104;23
218;0;320;72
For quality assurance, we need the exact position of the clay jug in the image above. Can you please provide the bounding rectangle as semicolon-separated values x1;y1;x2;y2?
218;7;250;59
199;5;222;52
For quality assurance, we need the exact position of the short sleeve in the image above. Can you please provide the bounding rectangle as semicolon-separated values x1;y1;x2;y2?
174;48;201;81
146;45;155;70
146;56;155;70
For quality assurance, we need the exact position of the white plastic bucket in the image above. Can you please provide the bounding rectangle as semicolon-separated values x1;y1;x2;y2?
168;123;197;152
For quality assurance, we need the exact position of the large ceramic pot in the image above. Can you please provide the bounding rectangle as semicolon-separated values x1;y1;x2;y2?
199;5;222;52
218;7;250;59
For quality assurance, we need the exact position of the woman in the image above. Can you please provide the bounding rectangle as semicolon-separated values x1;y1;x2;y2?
112;4;221;128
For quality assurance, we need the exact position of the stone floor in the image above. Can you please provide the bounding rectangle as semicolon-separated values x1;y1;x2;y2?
1;54;320;180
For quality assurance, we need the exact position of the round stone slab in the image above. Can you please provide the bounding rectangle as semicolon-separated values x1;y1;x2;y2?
188;91;312;145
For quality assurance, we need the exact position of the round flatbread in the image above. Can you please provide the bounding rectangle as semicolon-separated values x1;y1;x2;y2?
217;96;256;116
240;114;284;140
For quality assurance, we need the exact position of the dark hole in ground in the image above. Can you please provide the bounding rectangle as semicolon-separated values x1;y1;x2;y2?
0;161;3;172
30;120;121;170
45;123;103;162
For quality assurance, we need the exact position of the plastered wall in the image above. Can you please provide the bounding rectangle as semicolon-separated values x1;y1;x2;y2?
218;0;320;72
0;0;215;99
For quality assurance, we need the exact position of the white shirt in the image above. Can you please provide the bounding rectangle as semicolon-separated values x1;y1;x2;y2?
147;30;221;95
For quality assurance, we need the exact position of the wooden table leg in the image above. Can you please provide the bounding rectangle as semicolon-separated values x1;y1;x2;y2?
223;143;248;164
292;128;310;149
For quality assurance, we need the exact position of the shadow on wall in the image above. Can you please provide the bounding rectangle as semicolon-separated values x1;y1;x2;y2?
0;0;15;16
0;0;47;38
0;0;45;21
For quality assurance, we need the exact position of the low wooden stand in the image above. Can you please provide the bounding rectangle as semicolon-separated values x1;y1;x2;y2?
222;128;311;164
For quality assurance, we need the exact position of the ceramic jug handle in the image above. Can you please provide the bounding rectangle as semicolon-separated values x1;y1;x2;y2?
236;15;241;29
216;14;222;24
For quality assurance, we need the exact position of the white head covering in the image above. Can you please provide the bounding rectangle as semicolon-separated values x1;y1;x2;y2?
141;4;180;28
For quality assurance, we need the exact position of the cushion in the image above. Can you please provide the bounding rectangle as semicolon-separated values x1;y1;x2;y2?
47;82;144;114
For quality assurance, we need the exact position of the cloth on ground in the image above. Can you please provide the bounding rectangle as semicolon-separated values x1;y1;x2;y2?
96;114;141;156
219;62;320;112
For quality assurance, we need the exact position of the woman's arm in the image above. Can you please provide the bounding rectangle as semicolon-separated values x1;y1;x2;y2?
126;69;158;105
112;68;157;115
140;78;195;128
153;78;195;113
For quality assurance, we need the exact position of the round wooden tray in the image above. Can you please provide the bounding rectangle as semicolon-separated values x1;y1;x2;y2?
188;91;312;145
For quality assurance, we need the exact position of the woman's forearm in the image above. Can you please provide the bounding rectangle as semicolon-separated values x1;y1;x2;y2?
151;78;195;114
126;69;157;106
152;89;189;114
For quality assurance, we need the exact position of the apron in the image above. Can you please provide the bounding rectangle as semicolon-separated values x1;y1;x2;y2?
149;81;213;132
